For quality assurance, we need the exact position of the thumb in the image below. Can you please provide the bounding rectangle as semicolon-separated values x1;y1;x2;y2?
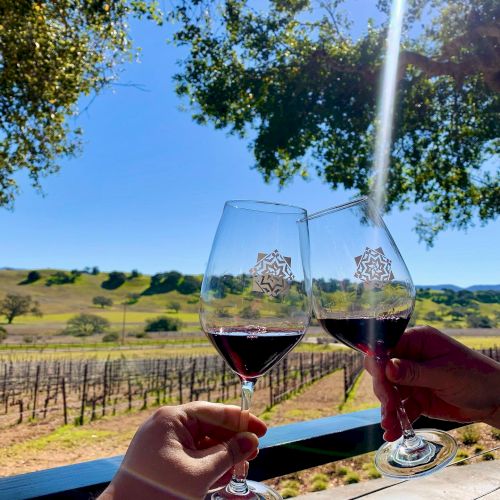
197;432;259;482
386;358;442;389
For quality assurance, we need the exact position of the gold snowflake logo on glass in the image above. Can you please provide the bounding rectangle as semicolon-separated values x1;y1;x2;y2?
249;250;294;297
354;247;394;283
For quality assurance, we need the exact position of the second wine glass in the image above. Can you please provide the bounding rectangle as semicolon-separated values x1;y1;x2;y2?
308;197;457;479
200;200;311;499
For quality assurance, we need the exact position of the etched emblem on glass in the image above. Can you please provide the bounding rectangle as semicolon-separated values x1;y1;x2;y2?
249;249;294;297
354;247;394;283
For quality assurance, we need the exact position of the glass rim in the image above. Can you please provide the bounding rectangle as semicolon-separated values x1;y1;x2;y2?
225;200;307;215
305;196;370;221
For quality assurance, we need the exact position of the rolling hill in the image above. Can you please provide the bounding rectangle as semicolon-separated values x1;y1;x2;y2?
0;269;498;339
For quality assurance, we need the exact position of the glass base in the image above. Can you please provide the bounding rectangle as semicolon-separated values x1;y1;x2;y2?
375;429;457;479
210;480;282;500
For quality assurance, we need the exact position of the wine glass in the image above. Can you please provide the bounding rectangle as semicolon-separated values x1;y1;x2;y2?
308;197;457;479
200;200;311;499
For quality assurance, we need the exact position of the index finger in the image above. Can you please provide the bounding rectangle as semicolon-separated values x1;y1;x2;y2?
390;326;455;361
181;401;267;441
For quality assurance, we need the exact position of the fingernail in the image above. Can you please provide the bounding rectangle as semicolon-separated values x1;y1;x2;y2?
236;433;257;454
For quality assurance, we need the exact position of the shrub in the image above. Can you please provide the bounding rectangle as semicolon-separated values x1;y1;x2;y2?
66;314;110;336
46;271;76;286
129;269;141;279
135;332;149;339
22;335;35;344
449;307;466;320
20;270;41;285
280;480;300;498
167;301;181;313
239;305;261;319
280;488;299;498
145;316;183;332
93;296;113;308
311;479;328;491
424;311;440;322
455;449;469;465
102;332;119;342
336;466;348;476
125;293;140;305
460;425;480;445
311;473;329;490
216;307;231;318
367;468;382;480
101;271;127;290
311;473;328;482
483;452;495;461
0;327;7;343
363;463;381;479
466;314;494;328
491;428;500;440
281;480;300;489
177;275;202;295
145;271;182;295
344;472;360;484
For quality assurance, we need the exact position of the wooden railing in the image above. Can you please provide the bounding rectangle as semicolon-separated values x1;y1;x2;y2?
0;408;463;500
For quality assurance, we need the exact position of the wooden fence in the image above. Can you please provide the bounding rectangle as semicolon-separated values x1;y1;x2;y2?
0;346;496;428
0;350;363;427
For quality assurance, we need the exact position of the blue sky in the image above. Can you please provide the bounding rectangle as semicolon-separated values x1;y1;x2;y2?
0;7;498;287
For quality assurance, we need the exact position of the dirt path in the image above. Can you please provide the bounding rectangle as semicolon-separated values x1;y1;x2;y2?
259;370;345;426
339;370;379;414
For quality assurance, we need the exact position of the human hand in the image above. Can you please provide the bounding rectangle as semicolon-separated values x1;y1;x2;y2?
99;401;267;500
365;326;500;441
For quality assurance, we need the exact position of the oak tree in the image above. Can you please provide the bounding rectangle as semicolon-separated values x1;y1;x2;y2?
172;0;499;244
0;293;42;323
0;0;162;208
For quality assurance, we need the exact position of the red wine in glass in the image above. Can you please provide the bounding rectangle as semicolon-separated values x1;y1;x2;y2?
308;197;457;479
318;316;409;357
200;200;311;499
207;328;304;381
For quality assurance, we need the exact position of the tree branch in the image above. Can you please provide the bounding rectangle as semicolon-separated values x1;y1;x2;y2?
399;10;500;92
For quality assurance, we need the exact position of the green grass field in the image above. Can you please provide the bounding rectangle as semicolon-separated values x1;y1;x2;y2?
0;269;498;342
0;269;203;336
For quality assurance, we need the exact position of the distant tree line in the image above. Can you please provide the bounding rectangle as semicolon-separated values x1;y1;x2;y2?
416;288;499;328
416;288;500;306
16;269;250;300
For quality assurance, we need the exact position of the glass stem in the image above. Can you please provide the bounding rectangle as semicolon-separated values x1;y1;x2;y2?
376;356;421;449
226;379;255;496
393;385;421;446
